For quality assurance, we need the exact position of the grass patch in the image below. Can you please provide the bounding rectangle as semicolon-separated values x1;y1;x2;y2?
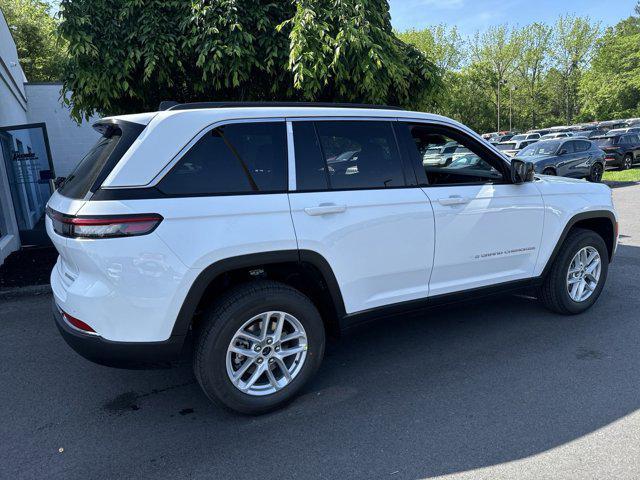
603;167;640;183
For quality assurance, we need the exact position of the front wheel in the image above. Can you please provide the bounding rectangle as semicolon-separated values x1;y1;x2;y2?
588;162;603;182
539;228;609;315
621;154;633;170
193;280;325;414
542;167;556;176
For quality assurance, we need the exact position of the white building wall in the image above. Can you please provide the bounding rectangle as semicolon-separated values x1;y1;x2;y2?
25;84;100;177
0;9;26;264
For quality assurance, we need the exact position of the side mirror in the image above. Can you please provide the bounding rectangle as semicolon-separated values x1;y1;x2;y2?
558;148;568;155
510;159;535;184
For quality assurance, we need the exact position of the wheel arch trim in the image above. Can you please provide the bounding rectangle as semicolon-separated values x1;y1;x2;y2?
539;210;617;279
170;249;346;337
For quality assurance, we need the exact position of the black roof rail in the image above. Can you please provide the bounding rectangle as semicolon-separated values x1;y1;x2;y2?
164;101;405;112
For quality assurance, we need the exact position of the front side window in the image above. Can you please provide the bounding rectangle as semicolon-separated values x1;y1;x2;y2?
519;140;561;156
158;122;287;195
402;123;504;185
313;121;405;190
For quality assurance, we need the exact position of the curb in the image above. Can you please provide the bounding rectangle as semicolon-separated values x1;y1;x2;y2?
0;284;52;300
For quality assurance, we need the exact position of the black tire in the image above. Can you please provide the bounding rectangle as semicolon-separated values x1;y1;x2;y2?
542;167;556;176
193;280;325;415
620;154;633;170
588;162;603;183
539;228;609;315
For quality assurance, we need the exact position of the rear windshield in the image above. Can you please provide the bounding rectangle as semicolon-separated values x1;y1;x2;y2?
496;143;516;150
58;121;145;199
594;137;617;147
59;132;121;199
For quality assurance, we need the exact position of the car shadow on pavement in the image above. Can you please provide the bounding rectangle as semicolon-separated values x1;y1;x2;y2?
2;245;639;480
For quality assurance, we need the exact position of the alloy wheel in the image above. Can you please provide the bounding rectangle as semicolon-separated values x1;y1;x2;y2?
624;156;632;170
226;311;308;396
566;246;601;302
591;163;603;182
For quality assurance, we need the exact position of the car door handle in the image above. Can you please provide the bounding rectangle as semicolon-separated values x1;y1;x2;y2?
304;204;347;216
438;196;470;206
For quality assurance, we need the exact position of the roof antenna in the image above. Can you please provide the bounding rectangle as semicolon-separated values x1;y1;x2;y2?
158;100;179;111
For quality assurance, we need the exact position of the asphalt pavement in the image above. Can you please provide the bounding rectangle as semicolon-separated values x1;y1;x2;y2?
1;182;640;480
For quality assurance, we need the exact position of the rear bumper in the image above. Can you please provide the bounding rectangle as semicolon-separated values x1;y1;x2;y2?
604;153;622;166
53;299;187;369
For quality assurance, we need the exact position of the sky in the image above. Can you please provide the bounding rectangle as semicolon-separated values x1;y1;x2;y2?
389;0;638;32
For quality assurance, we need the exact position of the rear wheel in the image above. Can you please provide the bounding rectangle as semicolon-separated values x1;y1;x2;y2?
193;280;325;415
539;228;608;315
588;162;603;182
621;154;633;170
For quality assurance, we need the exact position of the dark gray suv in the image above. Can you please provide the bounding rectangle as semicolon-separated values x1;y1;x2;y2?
515;139;605;182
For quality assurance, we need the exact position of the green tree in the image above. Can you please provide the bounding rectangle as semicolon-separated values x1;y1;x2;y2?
514;23;552;129
580;10;640;120
470;25;521;131
0;0;67;81
551;15;601;124
397;25;464;113
59;0;439;120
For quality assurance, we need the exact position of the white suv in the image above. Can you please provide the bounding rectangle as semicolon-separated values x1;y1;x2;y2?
47;103;618;414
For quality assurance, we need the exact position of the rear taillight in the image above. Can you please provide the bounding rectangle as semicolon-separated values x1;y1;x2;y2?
47;207;162;239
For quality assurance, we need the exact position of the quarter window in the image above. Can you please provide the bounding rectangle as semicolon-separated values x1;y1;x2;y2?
575;140;591;152
158;122;287;195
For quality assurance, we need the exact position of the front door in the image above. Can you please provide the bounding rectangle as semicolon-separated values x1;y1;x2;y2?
0;123;55;245
398;121;545;297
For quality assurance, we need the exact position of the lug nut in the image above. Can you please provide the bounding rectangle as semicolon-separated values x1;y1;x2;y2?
254;345;262;352
257;358;263;364
274;346;280;352
266;338;273;345
269;358;275;364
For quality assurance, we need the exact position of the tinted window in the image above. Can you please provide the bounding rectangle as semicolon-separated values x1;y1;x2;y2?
575;140;591;152
519;140;561;156
403;123;504;185
594;137;617;147
560;141;575;154
315;121;405;189
59;131;122;199
158;122;287;195
293;122;328;191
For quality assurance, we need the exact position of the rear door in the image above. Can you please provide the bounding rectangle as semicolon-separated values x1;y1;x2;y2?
288;119;435;314
397;121;544;296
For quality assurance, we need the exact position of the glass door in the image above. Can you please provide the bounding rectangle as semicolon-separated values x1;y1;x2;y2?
0;123;55;246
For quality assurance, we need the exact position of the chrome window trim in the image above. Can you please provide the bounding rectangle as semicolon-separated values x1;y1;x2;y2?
286;121;296;191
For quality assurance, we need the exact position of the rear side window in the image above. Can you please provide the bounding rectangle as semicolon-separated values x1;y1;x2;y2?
158;122;287;195
575;140;591;152
314;121;405;189
293;122;328;191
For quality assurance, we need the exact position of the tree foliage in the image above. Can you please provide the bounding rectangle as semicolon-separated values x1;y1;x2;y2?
580;12;640;119
0;0;67;81
59;0;439;120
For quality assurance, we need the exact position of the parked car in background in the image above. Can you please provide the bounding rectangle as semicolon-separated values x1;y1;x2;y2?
496;138;539;156
584;129;609;139
540;132;572;140
516;138;605;182
598;119;628;132
592;133;640;170
605;127;640;136
527;129;551;136
497;133;516;142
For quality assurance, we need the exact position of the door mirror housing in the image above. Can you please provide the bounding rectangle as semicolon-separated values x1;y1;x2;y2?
510;159;535;184
558;148;568;155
